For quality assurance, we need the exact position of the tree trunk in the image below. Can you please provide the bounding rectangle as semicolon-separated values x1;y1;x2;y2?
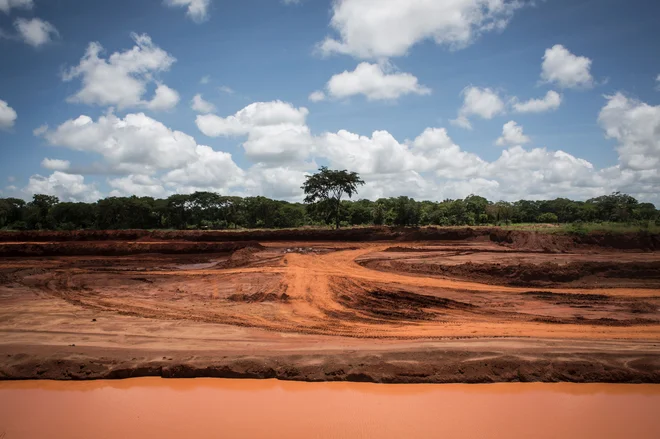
335;200;340;229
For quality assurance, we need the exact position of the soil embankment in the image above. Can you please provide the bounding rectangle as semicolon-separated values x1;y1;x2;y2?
0;227;658;383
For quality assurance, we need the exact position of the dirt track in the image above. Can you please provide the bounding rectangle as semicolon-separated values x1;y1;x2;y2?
1;228;659;383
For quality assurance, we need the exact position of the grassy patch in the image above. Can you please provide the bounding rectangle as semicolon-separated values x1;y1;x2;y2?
500;222;660;234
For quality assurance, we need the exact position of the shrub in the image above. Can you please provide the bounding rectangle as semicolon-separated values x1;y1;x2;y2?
536;212;558;223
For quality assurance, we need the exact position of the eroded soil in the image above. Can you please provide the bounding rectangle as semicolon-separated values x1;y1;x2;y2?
1;228;659;383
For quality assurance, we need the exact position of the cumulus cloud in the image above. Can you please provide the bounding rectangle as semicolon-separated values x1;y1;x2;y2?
598;92;660;172
62;33;178;110
33;124;48;136
14;18;58;47
496;121;530;146
218;85;235;95
513;90;562;113
40;112;204;173
0;0;32;14
318;0;525;59
28;94;660;205
308;90;326;102
541;45;594;89
196;100;313;164
451;86;505;129
41;158;71;171
323;62;431;101
0;99;17;129
164;0;211;23
162;145;245;190
191;94;216;113
108;174;169;198
25;171;101;202
146;83;180;111
317;127;484;180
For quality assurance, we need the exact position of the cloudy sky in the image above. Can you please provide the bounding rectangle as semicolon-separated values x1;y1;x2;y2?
1;0;659;204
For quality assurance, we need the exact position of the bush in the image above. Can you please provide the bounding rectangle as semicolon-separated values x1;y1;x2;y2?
537;212;558;223
8;221;28;231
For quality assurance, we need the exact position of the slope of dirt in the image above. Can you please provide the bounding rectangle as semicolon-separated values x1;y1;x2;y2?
0;235;659;383
490;229;660;251
0;241;263;257
363;259;660;288
0;227;491;243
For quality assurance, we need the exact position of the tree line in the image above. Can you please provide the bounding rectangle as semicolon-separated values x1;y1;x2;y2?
1;191;657;231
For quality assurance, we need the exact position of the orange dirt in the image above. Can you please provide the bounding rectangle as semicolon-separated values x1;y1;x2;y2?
1;229;659;383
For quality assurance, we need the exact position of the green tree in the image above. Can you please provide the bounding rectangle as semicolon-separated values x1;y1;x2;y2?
537;212;559;223
301;167;365;229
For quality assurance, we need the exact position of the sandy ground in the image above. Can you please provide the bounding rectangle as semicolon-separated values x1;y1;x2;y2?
1;232;659;383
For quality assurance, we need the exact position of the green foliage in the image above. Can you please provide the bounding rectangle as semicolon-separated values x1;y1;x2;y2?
0;190;657;231
301;167;365;229
537;212;559;223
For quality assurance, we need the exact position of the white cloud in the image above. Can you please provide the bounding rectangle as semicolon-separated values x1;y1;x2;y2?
14;18;58;47
317;127;484;179
40;112;202;172
25;94;660;205
196;101;313;164
200;75;210;84
62;33;177;110
33;124;48;136
541;45;594;89
512;90;562;113
146;83;179;111
243;165;308;200
496;121;530;146
451;86;505;129
218;85;234;95
318;0;524;59
0;0;32;14
282;0;302;5
308;90;326;102
108;175;168;198
41;158;71;171
324;62;431;101
163;145;245;190
482;146;608;200
164;0;211;23
0;99;17;129
191;93;216;113
25;172;101;202
598;92;660;172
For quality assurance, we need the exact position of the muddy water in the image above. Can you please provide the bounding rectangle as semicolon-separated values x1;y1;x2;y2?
0;379;659;439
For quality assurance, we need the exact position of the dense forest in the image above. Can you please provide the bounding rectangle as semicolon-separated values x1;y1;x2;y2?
0;192;657;231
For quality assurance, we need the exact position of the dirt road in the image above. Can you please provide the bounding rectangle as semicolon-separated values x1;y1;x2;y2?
1;229;659;382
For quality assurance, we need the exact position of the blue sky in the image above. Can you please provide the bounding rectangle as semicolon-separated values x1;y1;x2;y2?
1;0;659;204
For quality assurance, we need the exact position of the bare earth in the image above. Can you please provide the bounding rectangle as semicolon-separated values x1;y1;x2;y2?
1;228;659;383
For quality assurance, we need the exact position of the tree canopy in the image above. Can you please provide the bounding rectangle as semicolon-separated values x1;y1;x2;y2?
301;167;365;229
0;191;657;231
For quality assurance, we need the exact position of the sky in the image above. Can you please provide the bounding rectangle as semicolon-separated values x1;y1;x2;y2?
0;0;659;205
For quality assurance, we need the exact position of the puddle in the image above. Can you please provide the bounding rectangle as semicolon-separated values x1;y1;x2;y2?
0;379;659;439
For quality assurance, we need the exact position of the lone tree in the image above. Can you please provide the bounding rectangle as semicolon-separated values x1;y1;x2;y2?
301;167;365;229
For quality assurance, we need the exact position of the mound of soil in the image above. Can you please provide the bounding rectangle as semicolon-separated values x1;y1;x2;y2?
364;259;660;288
334;288;475;322
228;292;290;303
221;246;264;268
490;230;660;252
